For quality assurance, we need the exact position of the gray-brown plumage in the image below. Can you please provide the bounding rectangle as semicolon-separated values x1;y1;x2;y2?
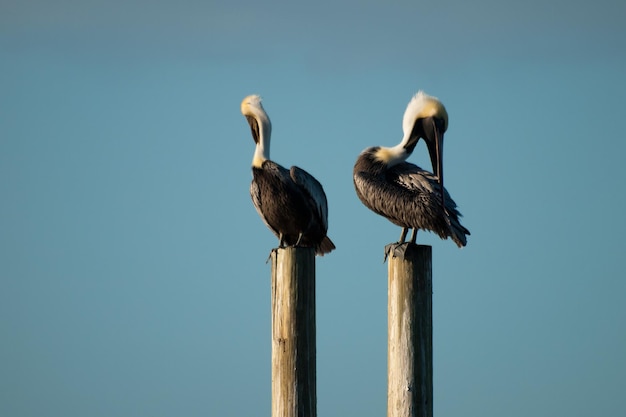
241;94;335;255
353;91;469;247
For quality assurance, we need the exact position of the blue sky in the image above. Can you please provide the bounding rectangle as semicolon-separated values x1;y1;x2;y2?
2;1;625;416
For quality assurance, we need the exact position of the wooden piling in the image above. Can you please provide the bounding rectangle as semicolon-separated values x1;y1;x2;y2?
270;247;317;417
386;243;433;417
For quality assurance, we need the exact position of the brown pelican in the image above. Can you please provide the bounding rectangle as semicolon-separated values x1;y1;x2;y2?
241;94;335;255
353;91;469;247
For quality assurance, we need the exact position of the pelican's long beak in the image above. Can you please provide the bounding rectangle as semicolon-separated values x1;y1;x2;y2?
425;120;445;211
245;115;260;144
403;133;420;155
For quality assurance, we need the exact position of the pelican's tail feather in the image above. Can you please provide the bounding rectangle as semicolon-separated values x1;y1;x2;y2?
449;218;470;248
316;236;336;256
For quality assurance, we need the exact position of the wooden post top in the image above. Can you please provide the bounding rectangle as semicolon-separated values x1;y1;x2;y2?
385;242;432;262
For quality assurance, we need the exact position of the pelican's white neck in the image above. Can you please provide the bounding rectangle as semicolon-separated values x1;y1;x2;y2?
253;142;269;167
252;114;271;167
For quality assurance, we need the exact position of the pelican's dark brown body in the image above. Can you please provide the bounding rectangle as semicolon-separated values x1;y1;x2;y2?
354;148;469;247
251;161;334;255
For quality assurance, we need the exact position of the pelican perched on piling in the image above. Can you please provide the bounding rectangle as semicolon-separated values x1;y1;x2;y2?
353;91;469;247
241;94;335;255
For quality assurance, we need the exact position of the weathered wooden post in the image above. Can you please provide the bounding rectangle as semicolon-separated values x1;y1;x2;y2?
386;243;433;417
270;246;317;417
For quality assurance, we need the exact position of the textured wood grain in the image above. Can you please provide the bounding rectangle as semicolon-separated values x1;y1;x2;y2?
270;247;316;417
387;243;432;417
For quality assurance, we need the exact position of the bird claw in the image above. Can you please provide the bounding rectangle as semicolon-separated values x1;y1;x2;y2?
266;244;308;263
266;247;280;264
384;242;413;262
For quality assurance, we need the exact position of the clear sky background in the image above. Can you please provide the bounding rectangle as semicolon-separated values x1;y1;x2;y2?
2;1;625;416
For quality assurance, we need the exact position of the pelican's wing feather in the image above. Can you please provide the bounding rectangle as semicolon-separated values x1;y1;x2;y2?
289;166;329;231
389;163;458;212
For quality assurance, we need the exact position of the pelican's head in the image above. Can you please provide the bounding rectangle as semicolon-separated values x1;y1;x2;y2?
241;95;271;144
240;94;264;115
402;91;449;207
241;94;271;167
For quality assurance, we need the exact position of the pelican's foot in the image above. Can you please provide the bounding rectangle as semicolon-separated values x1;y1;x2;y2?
266;247;281;264
267;244;312;262
384;242;413;262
